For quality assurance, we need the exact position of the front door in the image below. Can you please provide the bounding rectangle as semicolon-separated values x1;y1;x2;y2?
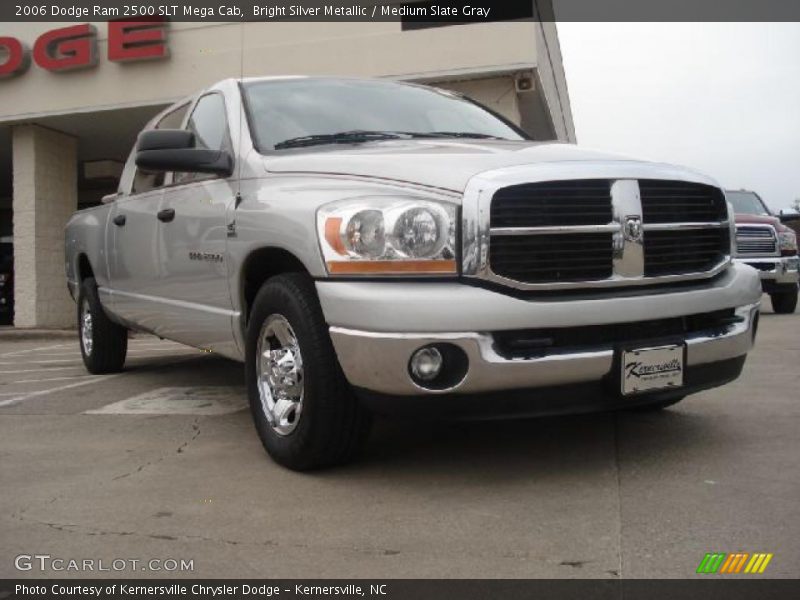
154;92;237;354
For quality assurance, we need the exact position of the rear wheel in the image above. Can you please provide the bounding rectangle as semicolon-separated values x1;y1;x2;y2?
770;289;798;314
78;278;128;374
246;273;371;470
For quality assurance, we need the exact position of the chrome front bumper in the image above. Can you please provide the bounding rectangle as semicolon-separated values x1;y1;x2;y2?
318;263;762;397
734;256;799;285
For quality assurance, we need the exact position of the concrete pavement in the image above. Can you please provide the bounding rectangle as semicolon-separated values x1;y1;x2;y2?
1;297;798;579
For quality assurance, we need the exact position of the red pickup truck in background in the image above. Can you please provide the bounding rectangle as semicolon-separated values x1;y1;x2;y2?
726;190;799;314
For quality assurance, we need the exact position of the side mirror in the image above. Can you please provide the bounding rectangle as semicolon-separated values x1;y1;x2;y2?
135;129;233;177
778;213;800;225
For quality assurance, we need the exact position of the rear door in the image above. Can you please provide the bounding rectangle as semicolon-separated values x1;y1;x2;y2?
153;92;237;352
106;103;190;328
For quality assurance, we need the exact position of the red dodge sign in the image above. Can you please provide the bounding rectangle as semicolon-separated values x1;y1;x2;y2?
0;19;169;78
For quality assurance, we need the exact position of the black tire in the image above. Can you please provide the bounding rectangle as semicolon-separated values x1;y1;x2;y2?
770;289;798;314
77;278;128;374
246;273;372;471
626;395;686;412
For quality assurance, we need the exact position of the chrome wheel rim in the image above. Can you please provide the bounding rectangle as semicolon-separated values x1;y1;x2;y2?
80;300;93;356
256;314;304;436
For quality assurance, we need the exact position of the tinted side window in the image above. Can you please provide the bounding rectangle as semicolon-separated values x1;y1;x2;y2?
158;106;188;130
131;103;189;194
174;94;231;184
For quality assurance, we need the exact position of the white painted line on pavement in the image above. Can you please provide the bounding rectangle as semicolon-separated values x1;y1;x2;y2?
0;374;122;408
129;347;198;352
86;386;246;415
26;349;190;358
0;354;204;409
0;343;72;358
6;375;96;384
0;367;80;374
0;359;80;365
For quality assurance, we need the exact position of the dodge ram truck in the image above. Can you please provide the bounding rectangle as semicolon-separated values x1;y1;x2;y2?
65;77;762;470
726;189;799;313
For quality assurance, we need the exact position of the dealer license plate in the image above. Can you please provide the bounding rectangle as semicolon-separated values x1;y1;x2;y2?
621;345;684;395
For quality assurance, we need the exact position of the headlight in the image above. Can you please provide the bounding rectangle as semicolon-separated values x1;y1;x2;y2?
778;228;798;255
318;197;457;275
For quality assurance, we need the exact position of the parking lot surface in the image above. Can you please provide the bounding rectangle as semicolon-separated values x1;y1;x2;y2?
1;297;798;579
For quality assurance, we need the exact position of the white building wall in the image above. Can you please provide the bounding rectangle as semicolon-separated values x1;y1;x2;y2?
436;77;522;125
12;125;77;328
0;21;542;123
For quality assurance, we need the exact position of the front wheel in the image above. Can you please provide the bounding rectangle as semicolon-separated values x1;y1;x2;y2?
77;278;128;374
245;273;372;471
770;289;798;314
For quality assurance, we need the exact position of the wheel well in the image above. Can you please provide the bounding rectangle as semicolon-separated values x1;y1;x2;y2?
77;254;94;282
241;247;309;326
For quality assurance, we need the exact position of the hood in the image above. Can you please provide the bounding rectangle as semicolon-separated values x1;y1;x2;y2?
262;140;652;192
734;213;782;227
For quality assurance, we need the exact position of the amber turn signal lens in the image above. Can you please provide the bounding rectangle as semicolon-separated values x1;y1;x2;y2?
324;217;347;256
326;259;457;274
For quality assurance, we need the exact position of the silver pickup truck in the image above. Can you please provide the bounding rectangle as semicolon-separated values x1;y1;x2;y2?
66;77;762;470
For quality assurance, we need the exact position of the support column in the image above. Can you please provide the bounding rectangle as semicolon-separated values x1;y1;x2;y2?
12;125;77;329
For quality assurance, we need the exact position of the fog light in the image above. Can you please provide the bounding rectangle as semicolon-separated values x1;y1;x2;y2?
410;347;443;382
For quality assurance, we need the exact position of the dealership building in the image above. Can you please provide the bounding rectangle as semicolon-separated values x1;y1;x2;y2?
0;15;574;329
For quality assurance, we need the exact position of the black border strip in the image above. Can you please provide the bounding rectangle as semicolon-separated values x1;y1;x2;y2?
2;0;800;22
2;579;799;600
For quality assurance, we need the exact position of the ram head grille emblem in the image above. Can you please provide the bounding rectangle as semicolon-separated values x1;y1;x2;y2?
623;216;643;243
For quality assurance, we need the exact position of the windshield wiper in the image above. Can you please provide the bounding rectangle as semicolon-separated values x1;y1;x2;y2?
273;130;509;149
422;131;507;140
274;130;405;150
368;131;508;140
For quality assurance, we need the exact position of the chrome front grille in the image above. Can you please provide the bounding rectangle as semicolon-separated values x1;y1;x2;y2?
489;180;613;283
490;180;612;227
490;232;613;283
640;180;730;276
639;179;728;223
466;176;731;290
643;228;731;277
735;225;778;256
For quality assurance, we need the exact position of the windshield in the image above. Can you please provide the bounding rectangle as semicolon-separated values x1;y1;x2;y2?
727;191;771;216
242;78;526;151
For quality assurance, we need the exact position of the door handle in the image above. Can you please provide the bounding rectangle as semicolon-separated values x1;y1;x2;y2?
157;208;176;223
112;214;126;227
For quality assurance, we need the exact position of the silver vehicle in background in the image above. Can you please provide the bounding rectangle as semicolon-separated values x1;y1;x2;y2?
66;77;762;470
